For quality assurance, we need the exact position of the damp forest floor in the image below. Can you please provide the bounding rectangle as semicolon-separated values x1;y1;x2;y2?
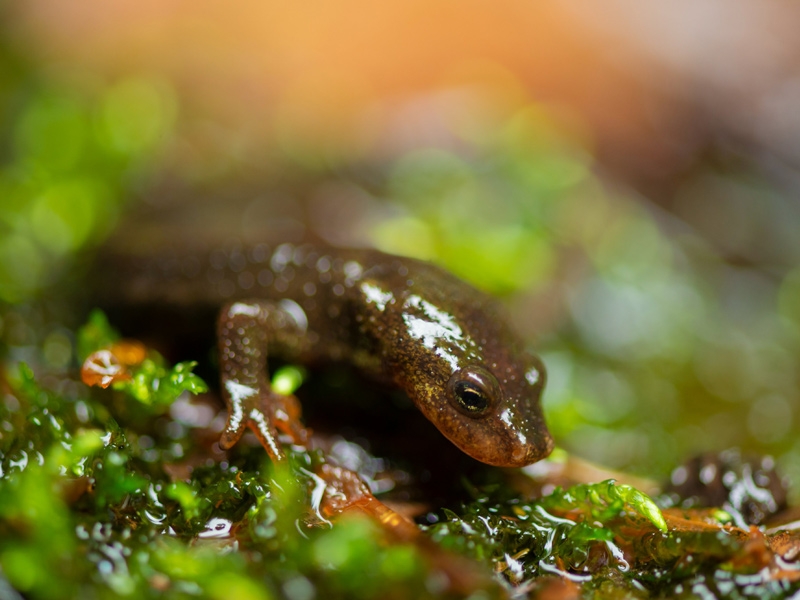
0;309;799;600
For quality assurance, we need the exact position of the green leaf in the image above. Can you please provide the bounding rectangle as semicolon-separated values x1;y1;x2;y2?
271;365;307;396
114;358;207;407
541;479;667;533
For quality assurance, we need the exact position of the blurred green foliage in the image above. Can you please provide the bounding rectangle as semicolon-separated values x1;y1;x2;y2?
0;44;175;302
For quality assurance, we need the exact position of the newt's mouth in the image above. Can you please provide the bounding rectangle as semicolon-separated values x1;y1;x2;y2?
482;404;554;467
445;419;555;468
508;428;555;467
484;431;554;467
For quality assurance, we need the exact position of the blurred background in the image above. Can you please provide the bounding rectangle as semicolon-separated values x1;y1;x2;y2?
2;1;800;488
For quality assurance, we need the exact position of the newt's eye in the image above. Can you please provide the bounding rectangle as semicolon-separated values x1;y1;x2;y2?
453;380;490;413
448;366;500;417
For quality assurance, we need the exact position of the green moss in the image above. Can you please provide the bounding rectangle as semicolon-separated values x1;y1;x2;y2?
540;479;667;532
5;340;797;598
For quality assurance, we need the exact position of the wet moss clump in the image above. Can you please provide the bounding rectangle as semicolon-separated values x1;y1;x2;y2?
426;483;798;598
0;311;799;599
0;361;436;600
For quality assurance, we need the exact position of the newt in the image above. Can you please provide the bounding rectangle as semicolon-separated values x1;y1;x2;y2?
106;240;554;468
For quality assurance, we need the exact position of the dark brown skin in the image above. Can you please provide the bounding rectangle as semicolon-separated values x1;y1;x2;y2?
115;241;554;467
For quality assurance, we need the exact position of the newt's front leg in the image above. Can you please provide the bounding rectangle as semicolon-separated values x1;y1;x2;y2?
217;300;310;460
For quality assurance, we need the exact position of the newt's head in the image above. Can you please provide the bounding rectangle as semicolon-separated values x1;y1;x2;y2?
433;354;553;467
369;265;554;467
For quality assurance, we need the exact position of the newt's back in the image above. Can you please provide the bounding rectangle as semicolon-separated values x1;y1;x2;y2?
97;238;553;467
